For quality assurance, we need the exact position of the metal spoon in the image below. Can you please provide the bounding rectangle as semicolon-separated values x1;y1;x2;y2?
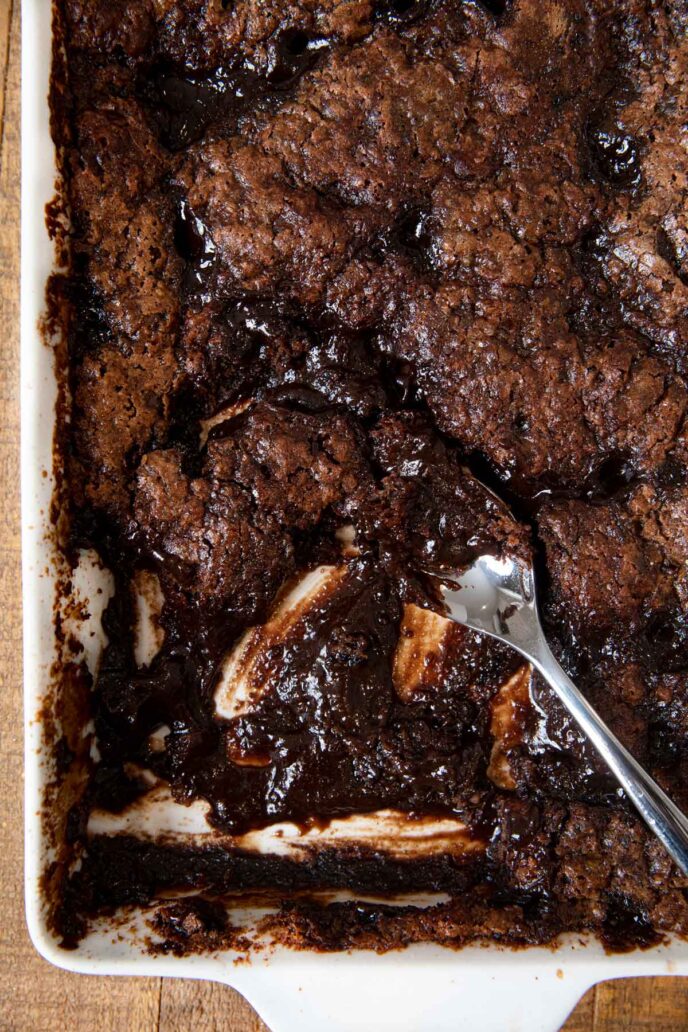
427;552;688;876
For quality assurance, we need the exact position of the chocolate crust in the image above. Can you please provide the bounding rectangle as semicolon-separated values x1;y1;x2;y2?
50;0;688;953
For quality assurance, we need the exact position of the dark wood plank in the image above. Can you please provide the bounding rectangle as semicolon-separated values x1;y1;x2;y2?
159;979;267;1032
592;978;688;1031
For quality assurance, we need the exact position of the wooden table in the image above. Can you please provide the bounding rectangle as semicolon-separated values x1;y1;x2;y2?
1;2;687;1028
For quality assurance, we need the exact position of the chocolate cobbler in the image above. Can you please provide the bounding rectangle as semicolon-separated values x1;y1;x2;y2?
49;0;688;953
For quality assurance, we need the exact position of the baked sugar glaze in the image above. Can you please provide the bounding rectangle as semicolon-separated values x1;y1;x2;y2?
51;0;688;953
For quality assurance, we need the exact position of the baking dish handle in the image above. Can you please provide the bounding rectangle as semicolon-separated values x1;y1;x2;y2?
227;959;596;1032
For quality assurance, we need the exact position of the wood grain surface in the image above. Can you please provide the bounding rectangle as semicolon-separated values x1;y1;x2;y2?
1;2;686;1028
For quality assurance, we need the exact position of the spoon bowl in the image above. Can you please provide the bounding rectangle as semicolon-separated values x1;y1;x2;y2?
427;552;688;877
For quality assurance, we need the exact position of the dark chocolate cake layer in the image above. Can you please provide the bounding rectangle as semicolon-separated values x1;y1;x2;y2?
51;0;688;952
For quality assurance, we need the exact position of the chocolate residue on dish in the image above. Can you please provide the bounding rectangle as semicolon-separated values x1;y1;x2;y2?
147;898;253;956
259;893;668;955
45;0;688;954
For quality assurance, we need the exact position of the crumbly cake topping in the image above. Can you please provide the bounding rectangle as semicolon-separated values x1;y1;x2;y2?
52;0;688;951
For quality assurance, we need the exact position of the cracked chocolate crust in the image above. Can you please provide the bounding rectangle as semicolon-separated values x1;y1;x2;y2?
51;0;688;952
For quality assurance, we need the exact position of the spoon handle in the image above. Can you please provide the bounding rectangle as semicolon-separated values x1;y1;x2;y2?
530;633;688;877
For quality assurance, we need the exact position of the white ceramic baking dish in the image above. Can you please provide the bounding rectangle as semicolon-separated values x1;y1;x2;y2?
21;2;688;1029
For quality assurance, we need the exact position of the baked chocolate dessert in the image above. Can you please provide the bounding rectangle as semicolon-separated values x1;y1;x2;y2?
50;0;688;953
